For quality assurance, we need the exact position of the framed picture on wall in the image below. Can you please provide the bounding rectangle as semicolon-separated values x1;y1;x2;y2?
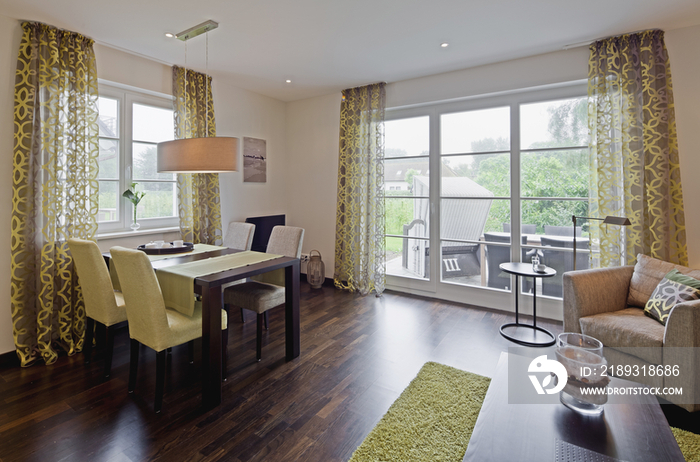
243;137;267;183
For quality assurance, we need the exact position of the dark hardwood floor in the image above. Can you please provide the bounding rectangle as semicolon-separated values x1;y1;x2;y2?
0;282;696;461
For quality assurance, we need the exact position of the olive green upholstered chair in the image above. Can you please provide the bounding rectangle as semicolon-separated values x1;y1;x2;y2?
223;221;256;251
68;238;127;379
223;226;304;361
110;246;228;413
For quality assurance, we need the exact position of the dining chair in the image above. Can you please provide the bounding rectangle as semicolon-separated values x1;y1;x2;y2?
68;238;128;379
110;246;229;413
223;221;256;251
222;221;256;322
223;226;304;361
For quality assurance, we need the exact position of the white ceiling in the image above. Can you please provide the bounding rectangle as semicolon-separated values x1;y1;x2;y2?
1;0;700;102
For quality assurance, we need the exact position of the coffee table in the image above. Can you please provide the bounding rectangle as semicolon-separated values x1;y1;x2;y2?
499;262;556;347
462;352;685;462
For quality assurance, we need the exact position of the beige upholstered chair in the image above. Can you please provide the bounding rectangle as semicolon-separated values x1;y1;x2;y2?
223;221;256;321
110;246;228;413
68;238;127;379
223;226;304;361
223;221;256;251
564;254;700;412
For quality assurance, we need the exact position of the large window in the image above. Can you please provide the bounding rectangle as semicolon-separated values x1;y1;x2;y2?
97;84;176;232
383;84;589;302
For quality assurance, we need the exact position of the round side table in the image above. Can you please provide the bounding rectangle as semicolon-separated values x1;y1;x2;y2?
499;262;557;347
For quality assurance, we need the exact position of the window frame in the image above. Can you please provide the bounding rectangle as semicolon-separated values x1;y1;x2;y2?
97;82;177;233
383;81;588;316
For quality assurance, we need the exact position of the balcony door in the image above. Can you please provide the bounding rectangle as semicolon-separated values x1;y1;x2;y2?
384;83;589;314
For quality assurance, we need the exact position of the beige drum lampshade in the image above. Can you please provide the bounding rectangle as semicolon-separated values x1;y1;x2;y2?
157;137;238;173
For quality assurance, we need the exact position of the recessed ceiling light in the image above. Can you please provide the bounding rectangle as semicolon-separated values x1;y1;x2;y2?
285;79;292;83
165;32;175;38
441;42;449;48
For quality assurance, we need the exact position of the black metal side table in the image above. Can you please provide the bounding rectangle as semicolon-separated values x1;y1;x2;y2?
499;262;556;347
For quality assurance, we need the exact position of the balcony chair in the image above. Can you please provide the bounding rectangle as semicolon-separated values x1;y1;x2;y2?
484;233;536;293
502;223;537;234
543;225;582;237
540;236;590;298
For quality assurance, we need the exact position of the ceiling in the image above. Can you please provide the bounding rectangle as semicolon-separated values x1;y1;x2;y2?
1;0;700;102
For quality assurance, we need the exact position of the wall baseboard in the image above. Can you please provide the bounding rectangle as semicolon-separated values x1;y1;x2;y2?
0;349;19;368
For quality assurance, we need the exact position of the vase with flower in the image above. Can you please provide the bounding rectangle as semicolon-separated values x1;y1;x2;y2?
122;182;146;231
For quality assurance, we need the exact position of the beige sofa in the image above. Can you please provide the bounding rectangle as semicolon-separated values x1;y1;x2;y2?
563;254;700;412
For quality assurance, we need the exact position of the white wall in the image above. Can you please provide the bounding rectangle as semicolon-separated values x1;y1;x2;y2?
666;24;700;267
285;93;341;278
215;79;288;228
0;15;23;355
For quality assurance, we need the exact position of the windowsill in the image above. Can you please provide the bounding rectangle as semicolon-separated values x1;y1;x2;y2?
98;227;180;241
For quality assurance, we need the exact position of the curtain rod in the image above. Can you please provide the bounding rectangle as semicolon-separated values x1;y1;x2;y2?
562;28;662;50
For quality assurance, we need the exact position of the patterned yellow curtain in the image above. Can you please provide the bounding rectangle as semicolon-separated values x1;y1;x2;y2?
588;30;687;267
11;22;99;366
172;65;223;245
334;83;386;295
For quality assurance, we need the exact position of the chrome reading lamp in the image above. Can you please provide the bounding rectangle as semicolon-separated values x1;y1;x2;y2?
157;20;238;173
572;215;631;270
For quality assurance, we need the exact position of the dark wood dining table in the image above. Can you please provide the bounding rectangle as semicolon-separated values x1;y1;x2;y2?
108;247;300;410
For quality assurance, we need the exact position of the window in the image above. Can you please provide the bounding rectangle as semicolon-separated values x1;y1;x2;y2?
97;84;176;232
383;83;589;304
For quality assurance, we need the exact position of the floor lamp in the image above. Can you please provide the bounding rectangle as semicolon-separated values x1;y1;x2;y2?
571;215;631;270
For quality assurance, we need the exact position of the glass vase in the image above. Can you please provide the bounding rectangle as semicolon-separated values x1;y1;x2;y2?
555;332;608;415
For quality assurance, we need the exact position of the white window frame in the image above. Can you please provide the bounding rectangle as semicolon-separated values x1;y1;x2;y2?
384;81;588;319
97;81;178;233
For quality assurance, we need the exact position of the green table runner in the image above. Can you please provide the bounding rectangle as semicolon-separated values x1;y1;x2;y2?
156;251;282;317
109;244;227;290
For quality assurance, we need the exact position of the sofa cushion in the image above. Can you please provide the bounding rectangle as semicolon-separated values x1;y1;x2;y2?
579;307;664;364
627;254;700;308
644;271;700;325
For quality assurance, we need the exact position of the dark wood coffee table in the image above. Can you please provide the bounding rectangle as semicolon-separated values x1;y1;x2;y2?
463;352;685;462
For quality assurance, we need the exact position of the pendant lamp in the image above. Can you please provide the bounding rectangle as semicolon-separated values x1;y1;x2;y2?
157;20;238;173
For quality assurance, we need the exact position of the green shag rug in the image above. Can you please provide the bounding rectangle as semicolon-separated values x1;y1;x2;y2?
348;362;490;461
673;427;700;462
349;361;700;462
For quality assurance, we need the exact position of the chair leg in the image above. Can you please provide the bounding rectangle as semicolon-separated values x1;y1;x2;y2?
129;339;139;393
84;317;95;365
264;311;269;330
155;350;166;413
104;325;115;379
222;328;228;381
95;322;106;350
256;313;263;361
188;340;195;364
240;307;245;323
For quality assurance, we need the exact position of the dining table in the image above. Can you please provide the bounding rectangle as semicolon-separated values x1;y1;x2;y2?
106;244;300;410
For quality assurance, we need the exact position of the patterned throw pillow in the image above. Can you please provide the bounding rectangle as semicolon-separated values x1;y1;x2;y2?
644;270;700;325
